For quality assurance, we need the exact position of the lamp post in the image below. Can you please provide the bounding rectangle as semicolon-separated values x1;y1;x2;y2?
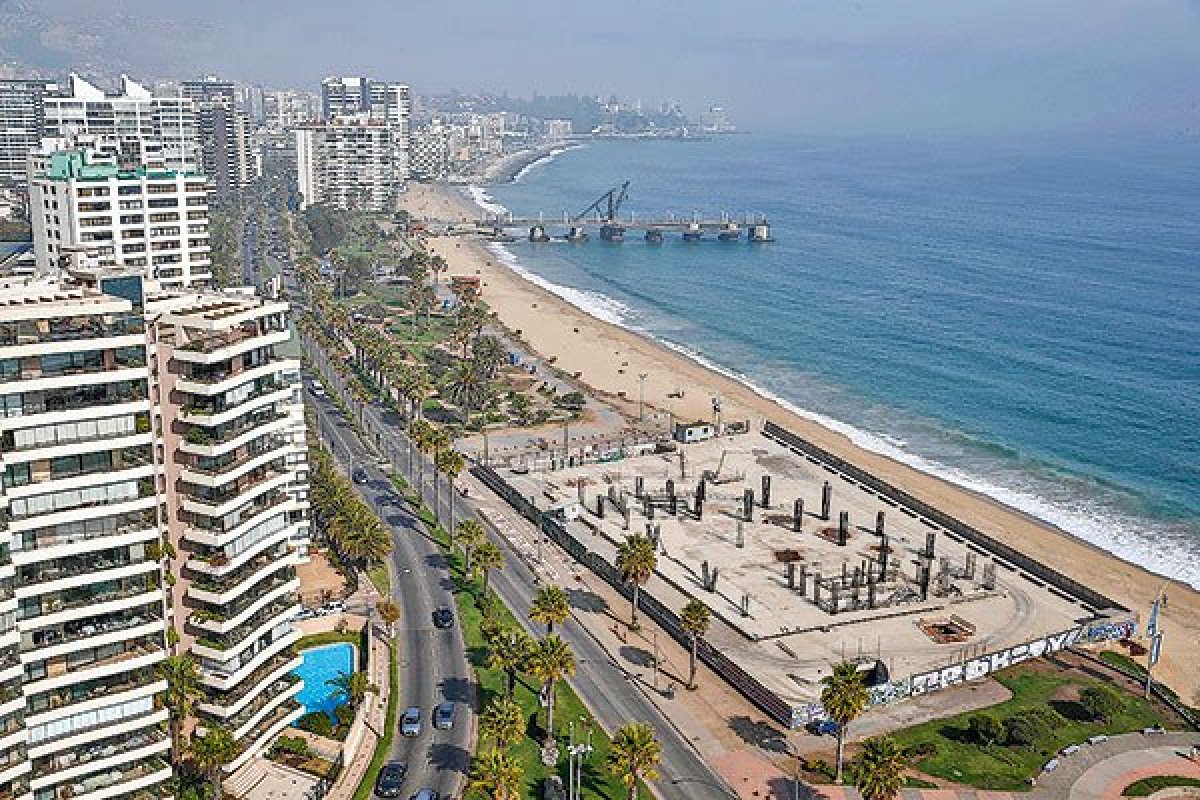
638;372;647;423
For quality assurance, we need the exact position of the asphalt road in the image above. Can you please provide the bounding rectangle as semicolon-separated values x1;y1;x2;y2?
309;389;474;800
304;343;734;800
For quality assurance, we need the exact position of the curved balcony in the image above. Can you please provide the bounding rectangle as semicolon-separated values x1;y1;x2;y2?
190;573;298;636
179;466;291;519
31;725;168;787
225;698;302;773
179;384;292;428
197;649;300;717
196;628;299;692
187;550;295;606
176;358;295;397
191;598;298;658
173;326;290;365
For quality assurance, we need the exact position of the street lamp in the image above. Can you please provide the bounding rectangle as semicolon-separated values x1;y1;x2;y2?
638;372;648;423
567;719;593;800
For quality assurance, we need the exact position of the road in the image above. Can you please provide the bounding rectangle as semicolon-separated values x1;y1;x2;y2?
303;340;734;800
308;386;474;800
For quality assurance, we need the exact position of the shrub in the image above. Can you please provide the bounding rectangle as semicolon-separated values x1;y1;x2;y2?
297;711;333;737
274;735;310;757
1080;685;1123;722
901;741;938;760
335;703;355;728
1004;707;1061;747
967;713;1005;746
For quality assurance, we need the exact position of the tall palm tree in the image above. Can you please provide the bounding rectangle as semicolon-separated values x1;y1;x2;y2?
615;533;657;629
159;654;200;767
436;448;466;533
377;599;401;638
487;628;533;699
427;427;450;523
473;540;505;596
679;599;711;689
526;634;575;741
472;335;507;379
191;724;239;800
529;585;570;634
607;722;662;800
444;359;488;425
480;695;526;751
468;749;524;800
456;519;486;574
821;661;870;783
853;737;907;800
326;669;378;708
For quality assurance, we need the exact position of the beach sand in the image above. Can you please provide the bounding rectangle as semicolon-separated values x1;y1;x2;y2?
401;181;1200;706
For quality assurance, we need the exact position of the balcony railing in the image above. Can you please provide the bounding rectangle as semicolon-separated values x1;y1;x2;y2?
182;380;288;418
201;647;297;709
63;756;170;800
189;548;289;595
193;597;296;652
176;324;287;355
0;319;144;349
185;434;288;477
182;410;288;447
32;724;168;779
204;673;300;733
191;569;296;626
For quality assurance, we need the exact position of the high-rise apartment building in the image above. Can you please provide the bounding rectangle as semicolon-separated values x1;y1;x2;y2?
263;91;318;130
27;142;212;288
294;120;402;211
0;263;311;797
183;78;254;198
320;77;410;183
0;79;58;187
42;75;200;174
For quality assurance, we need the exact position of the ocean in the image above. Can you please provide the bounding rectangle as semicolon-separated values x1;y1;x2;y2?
474;134;1200;589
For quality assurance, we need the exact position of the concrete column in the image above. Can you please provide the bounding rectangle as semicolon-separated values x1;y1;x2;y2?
837;510;849;546
798;563;808;595
787;562;796;589
743;489;754;522
875;510;885;537
925;532;937;560
635;475;644;498
821;481;832;520
794;498;804;532
761;475;771;508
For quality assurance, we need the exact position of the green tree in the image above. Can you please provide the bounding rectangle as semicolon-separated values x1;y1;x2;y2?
480;695;526;750
468;748;524;800
526;634;576;741
820;661;869;783
377;599;401;637
159;654;201;767
326;669;378;709
1080;685;1123;722
487;627;533;699
679;599;711;689
191;724;239;800
529;584;571;634
853;736;907;800
473;540;505;596
966;713;1004;747
457;518;486;573
607;722;662;800
615;533;657;629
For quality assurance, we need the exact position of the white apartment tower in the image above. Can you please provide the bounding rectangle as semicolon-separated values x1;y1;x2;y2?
0;79;59;187
0;266;311;793
294;121;401;212
27;144;212;289
42;75;200;174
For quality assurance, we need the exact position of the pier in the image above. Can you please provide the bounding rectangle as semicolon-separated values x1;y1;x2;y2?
436;182;773;243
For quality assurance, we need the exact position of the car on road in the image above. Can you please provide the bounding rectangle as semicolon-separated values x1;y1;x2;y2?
807;719;840;737
432;607;454;629
411;790;438;800
433;702;454;730
400;706;421;737
293;608;317;621
308;382;325;397
375;761;406;798
352;467;369;484
321;600;346;615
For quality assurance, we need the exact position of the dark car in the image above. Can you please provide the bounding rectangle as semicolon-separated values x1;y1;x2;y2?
352;467;369;485
375;761;406;798
807;719;840;737
432;607;454;629
434;702;454;730
411;790;438;800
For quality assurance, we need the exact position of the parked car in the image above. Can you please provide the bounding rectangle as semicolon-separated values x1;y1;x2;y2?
401;707;421;737
434;702;454;730
352;467;369;484
322;600;346;615
432;607;454;629
293;608;317;621
806;719;839;737
375;762;406;798
411;790;438;800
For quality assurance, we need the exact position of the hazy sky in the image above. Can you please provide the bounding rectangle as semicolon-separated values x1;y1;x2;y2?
7;0;1200;135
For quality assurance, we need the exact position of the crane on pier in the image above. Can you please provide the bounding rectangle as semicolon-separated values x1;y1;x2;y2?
572;181;631;241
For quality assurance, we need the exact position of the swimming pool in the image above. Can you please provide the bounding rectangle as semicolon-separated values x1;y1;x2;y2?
293;642;355;719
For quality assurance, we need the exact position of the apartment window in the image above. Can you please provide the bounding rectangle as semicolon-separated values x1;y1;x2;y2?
186;197;206;207
118;185;142;196
50;451;112;478
3;463;30;489
187;211;206;220
40;350;103;376
8;479;141;519
27;696;154;744
122;243;146;254
119;214;143;225
148;213;179;223
122;229;144;239
80;231;114;242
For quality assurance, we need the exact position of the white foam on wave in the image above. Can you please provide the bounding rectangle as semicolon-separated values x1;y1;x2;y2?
653;338;1200;591
484;242;633;327
513;144;585;184
466;185;507;216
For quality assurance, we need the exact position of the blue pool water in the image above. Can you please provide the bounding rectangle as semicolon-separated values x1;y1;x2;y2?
293;643;355;719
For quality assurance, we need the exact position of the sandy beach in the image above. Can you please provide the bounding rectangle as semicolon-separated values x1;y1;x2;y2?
400;181;1200;706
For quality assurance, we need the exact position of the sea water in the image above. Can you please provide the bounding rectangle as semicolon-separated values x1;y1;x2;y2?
479;134;1200;589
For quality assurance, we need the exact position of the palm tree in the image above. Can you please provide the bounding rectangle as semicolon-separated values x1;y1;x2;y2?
427;426;450;524
679;599;711;689
480;695;526;750
444;359;488;425
159;654;200;767
853;737;907;800
327;669;378;708
436;447;466;533
607;723;662;800
457;519;486;573
529;585;570;634
472;335;507;379
377;599;401;638
487;628;533;699
526;634;575;741
615;533;657;629
473;540;505;596
821;661;870;783
191;724;239;800
468;749;524;800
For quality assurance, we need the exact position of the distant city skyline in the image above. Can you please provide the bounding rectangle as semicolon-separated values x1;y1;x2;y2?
2;0;1200;136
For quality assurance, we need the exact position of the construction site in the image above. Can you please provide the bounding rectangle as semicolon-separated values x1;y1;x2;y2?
491;423;1133;719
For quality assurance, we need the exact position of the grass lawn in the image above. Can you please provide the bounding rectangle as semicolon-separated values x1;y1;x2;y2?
891;666;1165;790
352;640;399;800
394;472;649;800
368;563;391;594
1123;776;1200;796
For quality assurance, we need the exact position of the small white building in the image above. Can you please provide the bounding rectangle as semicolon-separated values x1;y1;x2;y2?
674;420;715;443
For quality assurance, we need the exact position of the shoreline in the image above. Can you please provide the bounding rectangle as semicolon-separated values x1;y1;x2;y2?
469;139;585;186
399;181;1200;707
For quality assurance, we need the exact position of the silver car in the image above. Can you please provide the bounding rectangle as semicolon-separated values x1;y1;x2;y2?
400;706;421;737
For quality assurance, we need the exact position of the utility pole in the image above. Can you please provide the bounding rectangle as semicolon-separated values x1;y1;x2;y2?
638;372;647;423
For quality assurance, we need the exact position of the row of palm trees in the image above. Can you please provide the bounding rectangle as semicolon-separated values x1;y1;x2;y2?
309;444;393;568
160;654;239;800
819;660;911;798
